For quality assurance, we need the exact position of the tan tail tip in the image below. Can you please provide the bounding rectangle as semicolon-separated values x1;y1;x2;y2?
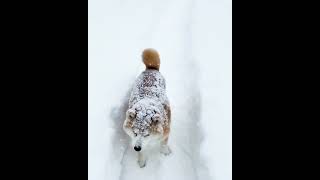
142;48;160;70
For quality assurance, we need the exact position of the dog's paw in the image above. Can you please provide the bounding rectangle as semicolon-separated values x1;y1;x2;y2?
160;145;172;156
138;159;146;168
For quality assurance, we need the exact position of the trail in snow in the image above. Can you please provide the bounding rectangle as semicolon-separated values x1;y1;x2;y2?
89;0;231;180
108;0;211;180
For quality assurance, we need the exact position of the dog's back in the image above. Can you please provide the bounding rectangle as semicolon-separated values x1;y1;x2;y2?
128;49;171;137
129;69;168;108
129;49;169;109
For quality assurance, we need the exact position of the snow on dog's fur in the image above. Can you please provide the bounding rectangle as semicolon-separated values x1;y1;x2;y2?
123;48;171;168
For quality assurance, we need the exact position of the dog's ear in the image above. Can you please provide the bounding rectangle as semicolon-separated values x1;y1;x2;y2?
123;118;133;129
152;114;161;123
127;109;136;119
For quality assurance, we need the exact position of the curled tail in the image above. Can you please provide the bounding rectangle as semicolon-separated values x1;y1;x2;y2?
142;48;160;70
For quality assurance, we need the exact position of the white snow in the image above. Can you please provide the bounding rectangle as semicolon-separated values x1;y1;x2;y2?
89;0;231;180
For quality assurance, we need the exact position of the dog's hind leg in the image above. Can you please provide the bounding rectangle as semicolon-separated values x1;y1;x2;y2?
160;137;172;156
161;105;172;155
137;152;146;168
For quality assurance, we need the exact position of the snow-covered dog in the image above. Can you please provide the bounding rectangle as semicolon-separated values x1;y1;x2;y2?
123;48;171;168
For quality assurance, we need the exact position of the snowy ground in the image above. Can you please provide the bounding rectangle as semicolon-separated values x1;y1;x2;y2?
89;0;231;180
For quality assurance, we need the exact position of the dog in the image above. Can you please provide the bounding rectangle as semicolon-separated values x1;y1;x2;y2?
123;48;171;168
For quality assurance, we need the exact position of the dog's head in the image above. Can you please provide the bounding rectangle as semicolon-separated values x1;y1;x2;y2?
123;101;164;152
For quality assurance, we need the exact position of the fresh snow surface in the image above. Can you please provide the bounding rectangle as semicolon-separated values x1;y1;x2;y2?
89;0;231;180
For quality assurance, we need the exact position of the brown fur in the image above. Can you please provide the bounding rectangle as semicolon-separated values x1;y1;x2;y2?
124;116;133;129
163;105;171;141
142;48;160;70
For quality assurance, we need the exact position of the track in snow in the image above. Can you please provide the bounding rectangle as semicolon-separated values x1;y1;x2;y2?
108;0;211;179
89;0;231;179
